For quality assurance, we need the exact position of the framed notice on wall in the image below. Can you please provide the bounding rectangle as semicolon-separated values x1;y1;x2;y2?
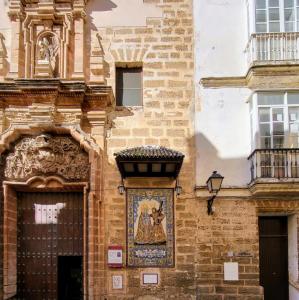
108;246;123;267
112;275;123;289
127;188;174;267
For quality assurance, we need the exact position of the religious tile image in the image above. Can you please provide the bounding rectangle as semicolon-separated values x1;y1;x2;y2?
127;188;174;267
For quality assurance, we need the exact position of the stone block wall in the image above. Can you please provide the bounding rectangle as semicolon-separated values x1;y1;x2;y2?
195;198;263;299
96;0;196;297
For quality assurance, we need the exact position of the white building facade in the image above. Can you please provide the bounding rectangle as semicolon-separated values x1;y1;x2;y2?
195;1;299;299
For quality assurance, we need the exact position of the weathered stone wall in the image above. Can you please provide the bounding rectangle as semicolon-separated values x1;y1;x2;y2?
193;196;299;299
3;185;17;299
92;0;270;297
195;197;263;299
95;0;195;298
0;186;3;300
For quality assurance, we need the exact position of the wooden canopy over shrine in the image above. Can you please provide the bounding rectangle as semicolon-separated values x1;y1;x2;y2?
114;145;184;178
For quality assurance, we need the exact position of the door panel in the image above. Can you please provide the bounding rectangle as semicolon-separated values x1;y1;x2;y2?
259;217;289;300
17;192;83;300
58;256;83;300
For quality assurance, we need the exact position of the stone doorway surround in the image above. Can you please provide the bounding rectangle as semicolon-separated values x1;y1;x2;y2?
0;79;113;299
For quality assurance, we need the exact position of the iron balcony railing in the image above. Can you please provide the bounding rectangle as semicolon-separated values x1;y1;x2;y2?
248;148;299;182
246;32;299;65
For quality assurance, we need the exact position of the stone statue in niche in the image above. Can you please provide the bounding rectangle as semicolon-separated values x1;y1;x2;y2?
36;34;59;77
4;134;89;181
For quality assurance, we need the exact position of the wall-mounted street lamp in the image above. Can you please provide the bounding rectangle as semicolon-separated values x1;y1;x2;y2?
117;179;125;195
175;179;182;196
206;171;224;215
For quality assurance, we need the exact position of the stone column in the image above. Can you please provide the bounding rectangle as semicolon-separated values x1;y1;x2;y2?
0;33;6;79
7;12;23;79
71;11;86;80
87;111;107;151
90;34;105;84
86;110;106;298
0;109;5;134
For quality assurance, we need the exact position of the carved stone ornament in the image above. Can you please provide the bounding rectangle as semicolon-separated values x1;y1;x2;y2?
36;33;60;78
4;134;89;182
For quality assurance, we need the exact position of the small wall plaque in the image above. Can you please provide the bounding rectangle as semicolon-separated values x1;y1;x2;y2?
108;245;123;267
112;275;123;290
142;273;159;285
224;262;239;281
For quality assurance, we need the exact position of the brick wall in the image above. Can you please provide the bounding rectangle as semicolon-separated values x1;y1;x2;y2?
0;186;3;300
3;185;17;299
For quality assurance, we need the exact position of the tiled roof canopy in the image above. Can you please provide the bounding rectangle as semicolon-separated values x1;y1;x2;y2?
114;145;184;178
115;145;184;159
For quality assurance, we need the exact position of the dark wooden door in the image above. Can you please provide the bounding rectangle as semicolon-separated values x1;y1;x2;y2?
259;216;289;300
58;256;83;300
17;192;83;300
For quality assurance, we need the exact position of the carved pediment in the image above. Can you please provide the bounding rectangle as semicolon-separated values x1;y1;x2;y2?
4;134;89;182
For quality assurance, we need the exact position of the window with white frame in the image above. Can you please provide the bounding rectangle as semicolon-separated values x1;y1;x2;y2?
250;91;299;149
255;0;299;32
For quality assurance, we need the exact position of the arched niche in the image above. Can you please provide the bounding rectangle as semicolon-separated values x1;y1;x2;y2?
35;31;61;78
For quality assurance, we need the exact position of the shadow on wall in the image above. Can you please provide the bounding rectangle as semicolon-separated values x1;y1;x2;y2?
196;133;251;187
107;107;135;129
0;34;9;78
86;0;117;30
86;0;118;31
84;1;117;83
88;0;117;12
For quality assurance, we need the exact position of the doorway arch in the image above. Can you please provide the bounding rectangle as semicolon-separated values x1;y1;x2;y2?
0;130;102;299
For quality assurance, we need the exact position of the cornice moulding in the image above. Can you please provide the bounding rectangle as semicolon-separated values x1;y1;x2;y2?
0;79;114;110
200;64;299;89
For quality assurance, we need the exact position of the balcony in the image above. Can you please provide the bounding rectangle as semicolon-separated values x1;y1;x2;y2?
246;32;299;66
248;148;299;195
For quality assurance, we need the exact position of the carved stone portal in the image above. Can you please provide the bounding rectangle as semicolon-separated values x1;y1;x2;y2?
4;134;89;182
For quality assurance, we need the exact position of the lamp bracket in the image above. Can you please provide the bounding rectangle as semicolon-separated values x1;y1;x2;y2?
207;194;216;215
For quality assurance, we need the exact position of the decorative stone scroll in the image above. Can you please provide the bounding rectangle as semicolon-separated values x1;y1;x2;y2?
4;134;89;182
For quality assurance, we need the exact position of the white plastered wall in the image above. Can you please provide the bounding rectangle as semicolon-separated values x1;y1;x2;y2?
195;88;251;187
194;0;248;78
194;0;251;187
86;0;162;28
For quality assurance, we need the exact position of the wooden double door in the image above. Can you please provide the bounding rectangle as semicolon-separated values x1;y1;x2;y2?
17;192;83;300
